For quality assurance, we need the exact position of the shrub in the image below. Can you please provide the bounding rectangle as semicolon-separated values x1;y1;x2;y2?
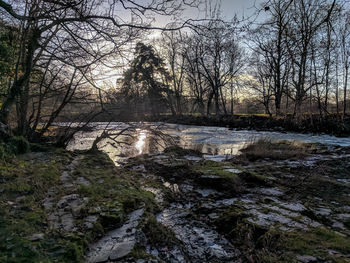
8;136;30;154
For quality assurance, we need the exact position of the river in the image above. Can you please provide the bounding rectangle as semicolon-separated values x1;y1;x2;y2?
65;122;350;164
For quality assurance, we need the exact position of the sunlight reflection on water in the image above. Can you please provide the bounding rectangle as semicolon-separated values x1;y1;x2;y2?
135;130;147;154
65;122;350;165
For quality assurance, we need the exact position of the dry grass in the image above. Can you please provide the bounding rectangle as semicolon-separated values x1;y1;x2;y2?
240;138;309;161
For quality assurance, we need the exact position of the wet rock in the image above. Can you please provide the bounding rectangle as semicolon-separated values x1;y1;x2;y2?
157;206;241;262
163;182;180;194
132;164;147;173
84;215;98;229
296;255;318;262
60;212;76;232
337;213;350;221
184;155;202;161
314;207;332;216
224;168;242;174
109;241;135;260
76;177;91;186
250;187;284;196
142;186;164;204
28;233;44;241
86;208;144;263
195;188;218;197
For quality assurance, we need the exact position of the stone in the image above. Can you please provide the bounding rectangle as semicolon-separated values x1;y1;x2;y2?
224;168;242;174
76;177;91;186
296;255;317;262
28;233;44;241
87;208;144;263
184;155;202;161
109;241;135;260
314;208;332;216
157;206;241;262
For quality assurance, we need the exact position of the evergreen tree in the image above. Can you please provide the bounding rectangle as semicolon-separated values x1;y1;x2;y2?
122;42;171;117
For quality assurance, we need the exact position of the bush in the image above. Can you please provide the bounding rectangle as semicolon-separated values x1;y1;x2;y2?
7;136;30;154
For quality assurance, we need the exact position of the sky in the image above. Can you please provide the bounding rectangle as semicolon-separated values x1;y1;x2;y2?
95;0;267;88
148;0;266;36
208;0;264;20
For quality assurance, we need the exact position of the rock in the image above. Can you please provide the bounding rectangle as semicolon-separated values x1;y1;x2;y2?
314;207;332;216
156;206;241;262
250;187;284;197
76;177;91;186
296;255;317;262
60;171;72;182
224;168;242;174
163;182;180;194
0;122;10;136
87;208;144;263
132;164;147;172
184;155;202;161
28;233;44;241
84;215;98;229
337;213;350;221
61;213;76;232
109;241;135;260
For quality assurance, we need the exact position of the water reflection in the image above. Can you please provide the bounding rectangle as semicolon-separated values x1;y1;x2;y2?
135;130;147;154
66;122;350;165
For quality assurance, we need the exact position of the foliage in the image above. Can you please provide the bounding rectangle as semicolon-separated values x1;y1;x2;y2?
122;42;171;116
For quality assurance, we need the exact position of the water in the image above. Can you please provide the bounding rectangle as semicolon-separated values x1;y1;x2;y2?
65;122;350;164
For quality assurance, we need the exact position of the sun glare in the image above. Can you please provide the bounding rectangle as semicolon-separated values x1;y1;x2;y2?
135;130;147;154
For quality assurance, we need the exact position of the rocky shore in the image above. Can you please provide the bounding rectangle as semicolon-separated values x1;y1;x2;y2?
1;144;350;262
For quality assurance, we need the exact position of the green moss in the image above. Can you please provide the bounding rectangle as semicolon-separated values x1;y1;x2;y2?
141;214;178;247
129;245;157;260
193;161;240;181
286;227;350;256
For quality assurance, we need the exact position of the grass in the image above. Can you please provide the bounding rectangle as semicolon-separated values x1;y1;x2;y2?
240;138;312;161
141;214;178;247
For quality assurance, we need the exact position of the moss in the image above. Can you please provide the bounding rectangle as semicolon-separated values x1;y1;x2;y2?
286;227;350;256
193;161;240;181
0;150;87;263
62;241;84;262
141;214;178;247
129;245;157;260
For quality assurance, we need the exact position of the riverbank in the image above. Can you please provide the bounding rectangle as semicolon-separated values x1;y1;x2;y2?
1;142;350;262
146;114;350;137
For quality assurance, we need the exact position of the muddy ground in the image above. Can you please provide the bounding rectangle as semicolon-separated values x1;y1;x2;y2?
1;144;350;263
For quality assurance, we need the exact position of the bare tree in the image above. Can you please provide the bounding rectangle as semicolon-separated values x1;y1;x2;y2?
196;17;243;115
283;0;336;117
0;0;201;136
